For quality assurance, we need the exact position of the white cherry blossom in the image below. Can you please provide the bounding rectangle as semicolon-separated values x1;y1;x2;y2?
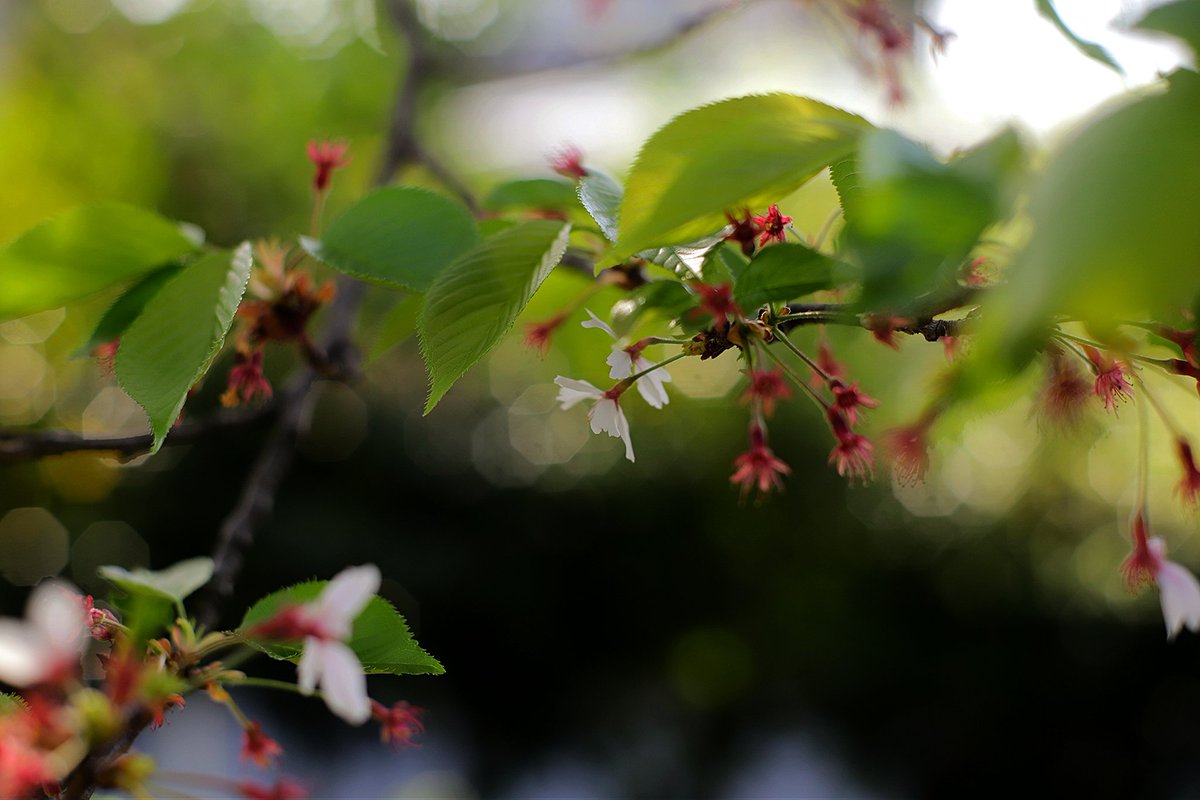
1149;537;1200;640
294;564;381;724
581;309;671;409
555;376;635;462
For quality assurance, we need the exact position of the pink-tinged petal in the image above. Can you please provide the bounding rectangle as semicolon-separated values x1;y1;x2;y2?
555;377;603;409
315;564;380;634
296;637;323;695
0;622;45;687
317;641;371;725
581;309;617;340
1156;559;1200;639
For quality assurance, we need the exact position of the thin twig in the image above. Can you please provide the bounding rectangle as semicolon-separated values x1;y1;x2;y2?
0;405;272;464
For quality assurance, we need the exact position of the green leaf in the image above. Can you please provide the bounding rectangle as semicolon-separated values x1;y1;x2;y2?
0;693;27;714
829;155;864;225
116;245;253;453
1035;0;1124;74
638;232;729;283
578;170;624;243
419;221;571;414
732;243;844;310
368;293;422;363
239;581;444;676
610;280;696;336
99;557;215;604
303;186;480;292
613;93;871;258
1135;0;1200;58
845;128;1022;309
971;69;1200;376
484;178;578;211
76;265;184;356
0;203;201;321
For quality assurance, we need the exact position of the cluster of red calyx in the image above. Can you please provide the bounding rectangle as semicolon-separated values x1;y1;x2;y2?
723;205;793;256
221;238;335;408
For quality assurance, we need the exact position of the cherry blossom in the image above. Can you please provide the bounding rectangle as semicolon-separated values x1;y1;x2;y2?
0;580;88;688
1122;510;1200;639
580;309;671;409
555;377;634;462
248;564;380;724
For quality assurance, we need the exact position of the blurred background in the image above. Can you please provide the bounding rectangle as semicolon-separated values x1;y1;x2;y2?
2;0;1200;797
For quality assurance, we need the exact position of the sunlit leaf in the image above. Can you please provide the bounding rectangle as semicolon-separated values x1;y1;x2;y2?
0;203;201;321
116;244;253;454
971;69;1200;380
613;94;871;259
846;128;1024;309
239;581;444;676
1136;0;1200;58
303;186;479;292
419;221;571;413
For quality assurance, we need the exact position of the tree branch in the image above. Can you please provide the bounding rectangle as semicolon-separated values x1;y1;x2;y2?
0;406;272;464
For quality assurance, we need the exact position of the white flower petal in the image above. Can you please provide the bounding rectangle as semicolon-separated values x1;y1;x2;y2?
0;622;46;687
606;348;633;380
555;376;602;409
588;397;619;437
316;564;380;633
632;358;671;409
296;636;323;695
613;402;635;462
580;308;617;340
1157;559;1200;639
316;640;372;725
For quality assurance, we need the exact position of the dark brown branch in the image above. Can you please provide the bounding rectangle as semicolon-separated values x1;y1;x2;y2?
58;710;154;800
0;405;273;464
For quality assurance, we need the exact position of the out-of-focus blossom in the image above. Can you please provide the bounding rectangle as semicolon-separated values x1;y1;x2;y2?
1122;509;1200;639
371;700;425;748
307;140;350;193
0;580;88;688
